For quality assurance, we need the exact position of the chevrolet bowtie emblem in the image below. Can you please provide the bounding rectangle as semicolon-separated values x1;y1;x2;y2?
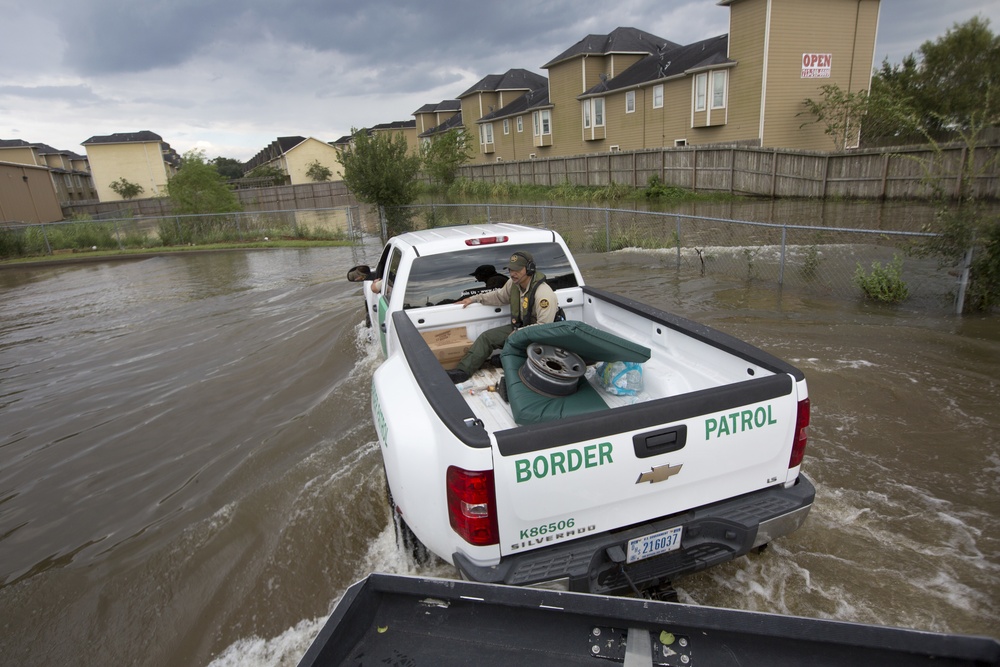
636;463;683;484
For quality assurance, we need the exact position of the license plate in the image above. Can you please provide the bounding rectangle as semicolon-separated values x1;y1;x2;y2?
627;526;683;564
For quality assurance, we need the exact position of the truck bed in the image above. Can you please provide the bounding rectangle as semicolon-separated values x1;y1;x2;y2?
456;360;664;433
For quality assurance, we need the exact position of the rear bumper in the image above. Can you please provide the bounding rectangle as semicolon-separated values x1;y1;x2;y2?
453;474;815;595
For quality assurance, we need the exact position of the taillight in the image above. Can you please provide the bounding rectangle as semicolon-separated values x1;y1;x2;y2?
789;398;810;468
465;236;508;246
446;466;499;546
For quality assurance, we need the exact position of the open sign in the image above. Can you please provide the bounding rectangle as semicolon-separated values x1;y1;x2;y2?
801;53;832;78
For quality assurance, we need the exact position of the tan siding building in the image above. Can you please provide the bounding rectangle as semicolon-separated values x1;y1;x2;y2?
459;69;547;163
0;161;63;224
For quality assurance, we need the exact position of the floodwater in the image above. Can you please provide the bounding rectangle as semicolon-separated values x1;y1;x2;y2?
0;246;997;667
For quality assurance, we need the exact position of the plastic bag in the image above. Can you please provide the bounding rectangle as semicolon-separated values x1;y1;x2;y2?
595;361;643;396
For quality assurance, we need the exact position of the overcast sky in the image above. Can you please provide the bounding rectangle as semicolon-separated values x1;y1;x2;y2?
2;0;997;162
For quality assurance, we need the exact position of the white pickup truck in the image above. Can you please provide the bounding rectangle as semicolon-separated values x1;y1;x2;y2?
349;223;814;595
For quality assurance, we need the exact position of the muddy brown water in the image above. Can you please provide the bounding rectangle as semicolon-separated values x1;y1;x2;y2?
0;246;997;666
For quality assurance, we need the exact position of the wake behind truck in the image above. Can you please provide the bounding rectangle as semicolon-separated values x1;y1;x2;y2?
349;223;814;595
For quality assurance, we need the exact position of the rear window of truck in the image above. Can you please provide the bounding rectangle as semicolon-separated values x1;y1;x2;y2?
403;242;578;309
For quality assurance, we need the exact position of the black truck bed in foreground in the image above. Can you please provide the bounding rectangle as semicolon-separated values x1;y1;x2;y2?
297;573;1000;667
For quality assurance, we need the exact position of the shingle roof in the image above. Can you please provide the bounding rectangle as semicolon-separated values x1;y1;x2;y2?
478;88;551;123
413;100;460;115
82;130;164;145
458;69;547;98
580;34;732;96
371;120;416;131
244;136;307;172
0;139;33;149
543;27;679;69
418;112;465;138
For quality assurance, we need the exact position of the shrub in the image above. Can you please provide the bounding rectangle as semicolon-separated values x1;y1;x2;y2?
855;254;909;303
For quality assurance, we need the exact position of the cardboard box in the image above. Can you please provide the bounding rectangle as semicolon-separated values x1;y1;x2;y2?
420;327;473;370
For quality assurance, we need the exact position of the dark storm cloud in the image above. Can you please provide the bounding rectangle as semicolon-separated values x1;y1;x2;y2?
53;0;667;78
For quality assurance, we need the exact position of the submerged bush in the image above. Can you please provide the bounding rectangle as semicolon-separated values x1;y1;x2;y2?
855;254;909;303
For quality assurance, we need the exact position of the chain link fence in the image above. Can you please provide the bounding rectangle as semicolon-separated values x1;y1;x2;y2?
391;203;964;313
0;206;364;258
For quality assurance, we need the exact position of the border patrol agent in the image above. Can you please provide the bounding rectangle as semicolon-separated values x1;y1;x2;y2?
447;251;558;384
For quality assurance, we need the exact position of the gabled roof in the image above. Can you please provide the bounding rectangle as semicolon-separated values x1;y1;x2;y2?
413;99;461;115
0;139;33;149
458;69;547;99
371;120;417;131
477;88;551;123
579;34;732;97
244;136;307;171
418;112;464;138
82;130;164;145
543;27;679;69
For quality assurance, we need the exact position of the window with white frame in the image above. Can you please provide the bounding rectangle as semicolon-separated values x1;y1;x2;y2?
711;70;727;109
481;123;494;144
695;73;707;111
583;98;605;129
503;119;510;135
626;91;635;113
653;84;663;109
533;110;551;135
517;116;523;132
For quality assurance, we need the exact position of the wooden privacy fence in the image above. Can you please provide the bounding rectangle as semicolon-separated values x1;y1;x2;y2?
456;143;1000;201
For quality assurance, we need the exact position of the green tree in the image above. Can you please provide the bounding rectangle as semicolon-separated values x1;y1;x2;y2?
305;160;333;182
337;128;422;238
167;150;242;215
211;156;245;180
420;128;472;187
801;85;872;150
911;115;1000;313
245;164;287;186
108;177;144;200
872;17;1000;139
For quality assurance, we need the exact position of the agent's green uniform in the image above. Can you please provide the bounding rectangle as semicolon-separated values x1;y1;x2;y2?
455;272;558;376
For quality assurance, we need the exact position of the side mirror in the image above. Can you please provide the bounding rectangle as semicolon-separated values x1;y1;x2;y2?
347;264;372;282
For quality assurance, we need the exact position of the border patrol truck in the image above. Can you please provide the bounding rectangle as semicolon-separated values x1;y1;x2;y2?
350;223;814;595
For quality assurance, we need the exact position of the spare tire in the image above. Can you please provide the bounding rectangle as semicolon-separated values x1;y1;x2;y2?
518;343;586;397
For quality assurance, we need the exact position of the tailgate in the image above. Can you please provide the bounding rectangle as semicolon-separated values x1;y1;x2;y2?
491;374;798;556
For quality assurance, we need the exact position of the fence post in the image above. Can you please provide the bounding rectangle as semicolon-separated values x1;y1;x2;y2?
41;222;52;255
675;216;682;270
605;209;611;253
113;218;124;250
955;245;974;314
778;225;787;285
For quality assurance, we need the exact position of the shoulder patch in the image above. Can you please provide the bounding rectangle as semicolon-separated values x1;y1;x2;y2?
539;298;550;309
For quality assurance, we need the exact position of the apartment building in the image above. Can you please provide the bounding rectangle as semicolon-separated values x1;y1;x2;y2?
244;136;345;184
414;100;461;139
370;120;420;156
0;139;96;203
465;0;879;164
81;131;181;202
457;69;548;160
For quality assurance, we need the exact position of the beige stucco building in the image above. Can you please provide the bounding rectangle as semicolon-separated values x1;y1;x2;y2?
244;136;345;184
81;131;180;202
